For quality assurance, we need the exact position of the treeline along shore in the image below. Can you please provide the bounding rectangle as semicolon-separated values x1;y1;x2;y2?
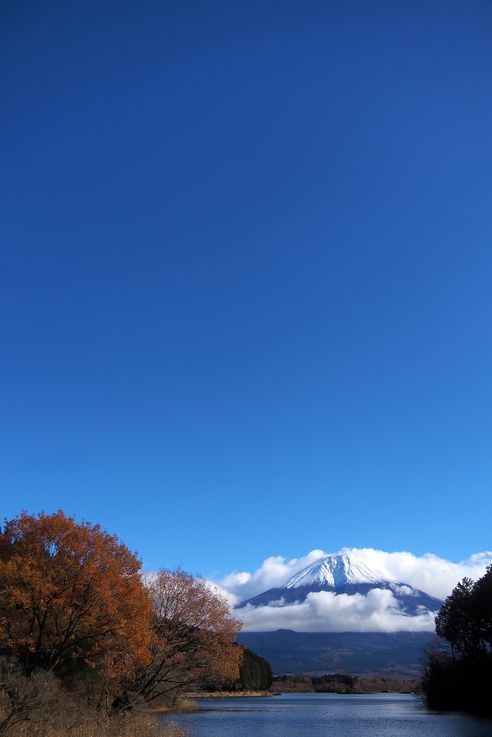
271;674;419;694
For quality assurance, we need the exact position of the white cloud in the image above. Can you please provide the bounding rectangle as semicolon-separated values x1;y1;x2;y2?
238;589;436;633
212;547;492;633
205;580;241;609
340;547;492;601
218;549;326;602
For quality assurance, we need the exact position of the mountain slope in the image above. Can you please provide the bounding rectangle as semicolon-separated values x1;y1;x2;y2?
237;552;442;616
235;552;442;676
286;553;394;589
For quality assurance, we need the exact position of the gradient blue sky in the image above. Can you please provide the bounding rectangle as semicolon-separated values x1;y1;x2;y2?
1;0;492;577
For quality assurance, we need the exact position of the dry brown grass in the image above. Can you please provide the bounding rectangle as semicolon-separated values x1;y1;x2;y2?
1;712;185;737
0;659;186;737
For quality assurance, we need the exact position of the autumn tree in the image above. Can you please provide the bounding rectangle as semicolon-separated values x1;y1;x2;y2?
113;569;242;710
0;511;152;684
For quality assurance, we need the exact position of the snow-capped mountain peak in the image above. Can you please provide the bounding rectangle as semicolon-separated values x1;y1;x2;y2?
285;553;396;589
236;549;442;619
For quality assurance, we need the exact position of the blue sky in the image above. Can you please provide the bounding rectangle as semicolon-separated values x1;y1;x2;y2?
1;0;492;577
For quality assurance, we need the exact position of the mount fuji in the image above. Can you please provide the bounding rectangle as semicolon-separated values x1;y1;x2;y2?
236;552;443;676
237;552;442;617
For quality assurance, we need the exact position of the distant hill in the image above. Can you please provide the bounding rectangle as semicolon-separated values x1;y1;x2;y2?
237;630;436;678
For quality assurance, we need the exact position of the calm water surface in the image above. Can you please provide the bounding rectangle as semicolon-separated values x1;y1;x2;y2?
165;693;492;737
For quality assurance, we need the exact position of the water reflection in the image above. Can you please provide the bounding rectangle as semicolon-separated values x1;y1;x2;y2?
165;693;492;737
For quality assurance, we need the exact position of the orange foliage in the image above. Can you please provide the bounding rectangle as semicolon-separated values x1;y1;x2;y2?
150;569;241;682
0;511;152;678
116;569;242;706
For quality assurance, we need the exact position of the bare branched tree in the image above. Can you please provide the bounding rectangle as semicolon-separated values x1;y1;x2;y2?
113;569;242;711
0;658;63;736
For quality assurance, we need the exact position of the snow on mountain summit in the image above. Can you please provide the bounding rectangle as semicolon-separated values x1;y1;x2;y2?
236;550;443;618
285;553;396;589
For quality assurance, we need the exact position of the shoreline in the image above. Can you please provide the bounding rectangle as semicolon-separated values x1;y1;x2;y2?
184;690;274;698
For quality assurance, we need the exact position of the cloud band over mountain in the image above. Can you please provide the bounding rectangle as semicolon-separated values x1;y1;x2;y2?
211;547;492;633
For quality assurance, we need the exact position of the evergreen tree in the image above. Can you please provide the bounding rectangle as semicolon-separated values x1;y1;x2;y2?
423;566;492;714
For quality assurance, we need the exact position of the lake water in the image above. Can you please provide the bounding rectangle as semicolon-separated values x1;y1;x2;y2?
164;693;492;737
